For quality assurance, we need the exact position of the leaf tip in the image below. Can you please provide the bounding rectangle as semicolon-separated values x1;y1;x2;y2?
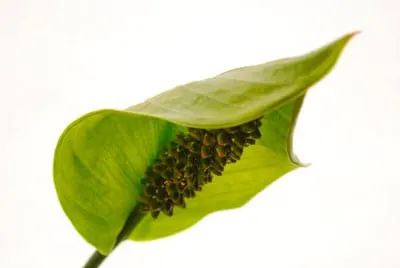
341;30;361;45
348;30;361;38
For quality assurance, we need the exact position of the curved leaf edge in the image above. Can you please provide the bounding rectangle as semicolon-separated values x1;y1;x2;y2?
52;99;299;250
126;31;359;129
53;30;359;252
53;91;305;251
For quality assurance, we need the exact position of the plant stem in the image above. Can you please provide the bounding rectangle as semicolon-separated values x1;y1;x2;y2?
83;251;107;268
83;206;146;268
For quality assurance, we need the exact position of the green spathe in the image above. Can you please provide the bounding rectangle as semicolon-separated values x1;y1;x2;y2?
53;32;357;254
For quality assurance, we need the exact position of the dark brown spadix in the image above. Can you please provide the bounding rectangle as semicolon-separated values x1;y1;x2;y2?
138;117;263;218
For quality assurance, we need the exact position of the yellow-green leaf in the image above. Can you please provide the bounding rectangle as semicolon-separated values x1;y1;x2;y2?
53;32;357;254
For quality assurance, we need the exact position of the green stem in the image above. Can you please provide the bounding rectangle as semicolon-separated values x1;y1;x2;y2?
83;206;146;268
83;251;107;268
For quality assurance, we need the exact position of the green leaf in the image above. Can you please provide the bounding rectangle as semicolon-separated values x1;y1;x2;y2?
53;32;357;254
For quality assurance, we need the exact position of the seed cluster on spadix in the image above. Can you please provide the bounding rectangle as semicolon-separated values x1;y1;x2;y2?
138;117;263;219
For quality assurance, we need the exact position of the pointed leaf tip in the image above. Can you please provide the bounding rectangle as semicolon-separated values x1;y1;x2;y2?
53;32;358;253
126;31;360;130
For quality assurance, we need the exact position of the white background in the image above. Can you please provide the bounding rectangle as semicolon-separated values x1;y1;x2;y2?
1;0;399;267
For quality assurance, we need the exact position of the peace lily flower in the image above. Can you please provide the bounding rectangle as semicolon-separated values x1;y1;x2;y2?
53;32;358;267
